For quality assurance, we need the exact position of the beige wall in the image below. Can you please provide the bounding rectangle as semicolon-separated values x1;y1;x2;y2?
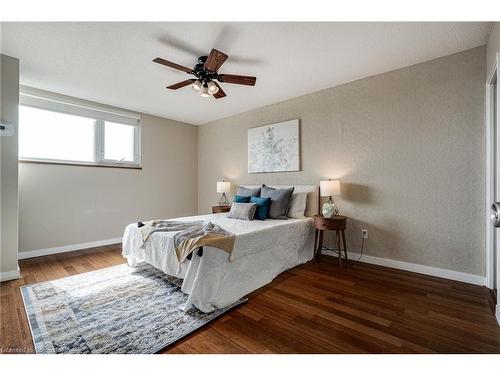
0;55;20;275
487;22;500;76
198;46;486;276
19;113;198;252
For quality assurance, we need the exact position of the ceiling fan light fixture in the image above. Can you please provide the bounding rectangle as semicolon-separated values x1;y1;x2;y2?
207;81;219;95
200;84;210;98
154;48;255;100
192;80;202;91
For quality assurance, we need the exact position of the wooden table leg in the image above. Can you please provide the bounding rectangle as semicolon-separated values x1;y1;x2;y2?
341;229;348;266
313;229;318;262
317;230;324;261
336;230;342;270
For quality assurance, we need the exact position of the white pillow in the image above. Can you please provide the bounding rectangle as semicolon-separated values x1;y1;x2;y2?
288;192;307;218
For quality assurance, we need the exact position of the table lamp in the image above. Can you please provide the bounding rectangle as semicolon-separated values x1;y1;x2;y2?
217;180;231;206
320;179;340;218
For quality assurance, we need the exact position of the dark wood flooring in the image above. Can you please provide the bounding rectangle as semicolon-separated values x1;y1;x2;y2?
1;244;499;353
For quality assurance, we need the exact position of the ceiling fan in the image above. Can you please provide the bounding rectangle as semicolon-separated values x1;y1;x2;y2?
153;48;256;99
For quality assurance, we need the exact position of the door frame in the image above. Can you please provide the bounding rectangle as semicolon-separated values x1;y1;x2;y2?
486;53;500;327
485;53;498;290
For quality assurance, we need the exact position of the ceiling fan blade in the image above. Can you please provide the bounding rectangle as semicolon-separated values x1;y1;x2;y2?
166;79;196;90
204;49;228;72
217;74;256;86
212;82;226;99
153;57;193;74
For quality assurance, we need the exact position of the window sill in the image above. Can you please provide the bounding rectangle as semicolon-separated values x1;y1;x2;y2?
19;159;142;170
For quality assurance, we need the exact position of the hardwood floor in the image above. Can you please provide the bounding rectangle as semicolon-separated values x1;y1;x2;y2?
1;244;499;353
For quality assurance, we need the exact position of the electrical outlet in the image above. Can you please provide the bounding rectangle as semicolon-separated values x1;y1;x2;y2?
361;229;368;239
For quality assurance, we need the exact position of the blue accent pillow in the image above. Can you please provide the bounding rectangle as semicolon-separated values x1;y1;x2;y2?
234;195;251;203
250;196;271;220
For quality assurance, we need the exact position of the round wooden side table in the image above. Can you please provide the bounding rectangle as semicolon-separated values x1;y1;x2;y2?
313;214;348;269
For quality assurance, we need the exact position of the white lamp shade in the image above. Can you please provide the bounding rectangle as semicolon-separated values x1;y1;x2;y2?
320;180;340;196
192;80;202;91
207;81;219;95
200;85;210;97
217;181;231;193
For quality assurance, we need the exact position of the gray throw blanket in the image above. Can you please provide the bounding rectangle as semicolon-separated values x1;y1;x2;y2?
139;220;235;264
139;220;204;244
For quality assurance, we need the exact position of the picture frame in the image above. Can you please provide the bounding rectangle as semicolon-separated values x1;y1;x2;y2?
247;119;300;173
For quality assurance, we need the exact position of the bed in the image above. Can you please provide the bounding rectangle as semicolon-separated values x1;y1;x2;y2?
122;185;318;312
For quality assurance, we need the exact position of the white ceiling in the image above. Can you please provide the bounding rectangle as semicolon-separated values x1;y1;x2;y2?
0;22;492;125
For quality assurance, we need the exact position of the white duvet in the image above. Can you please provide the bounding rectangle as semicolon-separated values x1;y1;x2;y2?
122;213;314;312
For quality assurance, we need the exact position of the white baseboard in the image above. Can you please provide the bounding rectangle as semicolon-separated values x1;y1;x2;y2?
18;237;122;260
0;266;20;282
322;250;486;286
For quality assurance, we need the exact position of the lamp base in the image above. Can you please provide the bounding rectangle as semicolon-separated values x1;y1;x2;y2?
322;202;339;218
218;193;230;206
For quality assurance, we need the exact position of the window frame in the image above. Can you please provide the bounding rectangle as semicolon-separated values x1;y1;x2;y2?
95;119;142;167
18;87;142;169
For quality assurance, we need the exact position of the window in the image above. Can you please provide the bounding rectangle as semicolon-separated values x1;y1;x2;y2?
19;106;95;162
104;122;136;162
18;88;141;168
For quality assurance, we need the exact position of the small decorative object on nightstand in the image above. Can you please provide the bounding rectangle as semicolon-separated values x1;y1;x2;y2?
313;214;348;269
212;205;231;214
320;179;340;218
216;180;231;206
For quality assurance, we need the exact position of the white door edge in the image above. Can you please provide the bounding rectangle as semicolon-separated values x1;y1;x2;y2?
485;52;499;290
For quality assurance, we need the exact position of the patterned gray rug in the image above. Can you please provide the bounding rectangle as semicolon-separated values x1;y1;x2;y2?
21;263;245;354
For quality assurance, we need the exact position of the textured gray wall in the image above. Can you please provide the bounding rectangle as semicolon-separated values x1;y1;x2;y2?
198;47;486;276
19;113;198;252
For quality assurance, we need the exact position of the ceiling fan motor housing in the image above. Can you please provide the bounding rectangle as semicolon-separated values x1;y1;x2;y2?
196;56;208;65
194;56;218;84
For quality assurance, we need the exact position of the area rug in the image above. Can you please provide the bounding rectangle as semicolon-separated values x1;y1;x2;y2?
21;263;245;354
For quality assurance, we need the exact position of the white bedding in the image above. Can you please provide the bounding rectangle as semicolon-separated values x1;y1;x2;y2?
122;213;314;312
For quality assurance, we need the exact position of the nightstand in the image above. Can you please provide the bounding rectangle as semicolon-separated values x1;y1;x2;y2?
212;205;231;214
313;214;348;268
